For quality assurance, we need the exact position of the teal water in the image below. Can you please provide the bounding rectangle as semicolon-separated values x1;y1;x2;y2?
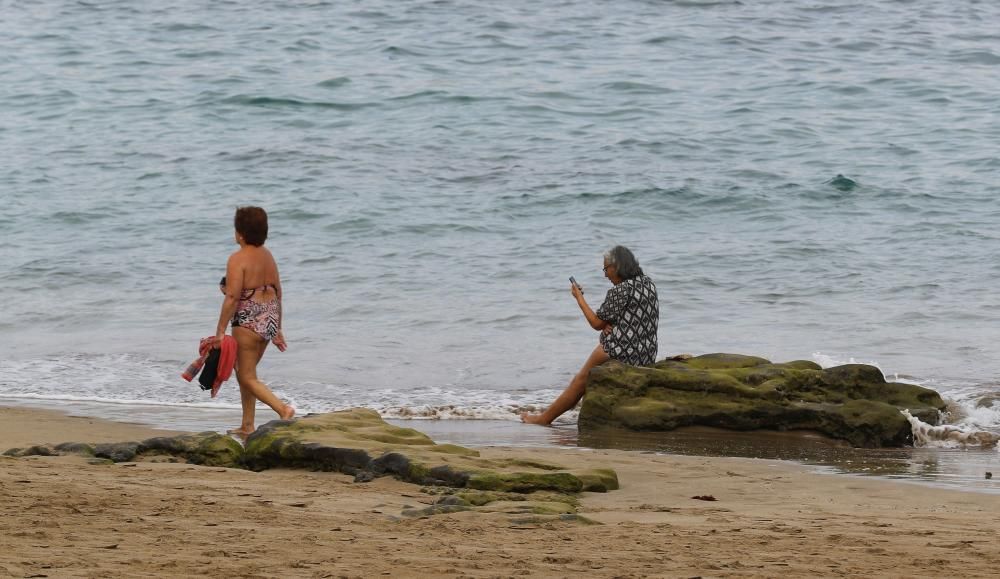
1;1;998;488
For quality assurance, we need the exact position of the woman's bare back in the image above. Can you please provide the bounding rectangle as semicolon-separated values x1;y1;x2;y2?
230;246;281;302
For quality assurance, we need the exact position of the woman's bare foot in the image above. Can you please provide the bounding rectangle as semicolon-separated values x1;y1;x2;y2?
227;427;254;440
279;405;296;420
520;411;551;426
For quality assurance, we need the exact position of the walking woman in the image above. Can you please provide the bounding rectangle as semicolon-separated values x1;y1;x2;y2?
522;246;659;425
215;206;295;437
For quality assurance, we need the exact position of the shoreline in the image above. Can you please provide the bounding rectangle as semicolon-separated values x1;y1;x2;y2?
2;405;999;577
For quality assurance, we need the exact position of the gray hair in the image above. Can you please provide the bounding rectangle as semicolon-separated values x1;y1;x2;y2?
604;245;644;280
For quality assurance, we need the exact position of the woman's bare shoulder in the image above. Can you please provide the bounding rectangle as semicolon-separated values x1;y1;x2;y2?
230;245;277;267
255;246;277;266
228;248;250;264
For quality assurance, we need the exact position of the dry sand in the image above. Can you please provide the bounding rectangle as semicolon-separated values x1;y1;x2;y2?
1;406;998;578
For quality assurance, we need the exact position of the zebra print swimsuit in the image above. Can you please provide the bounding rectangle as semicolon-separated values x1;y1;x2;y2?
232;284;281;342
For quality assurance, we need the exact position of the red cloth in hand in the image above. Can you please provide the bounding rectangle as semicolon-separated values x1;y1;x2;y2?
183;336;238;398
209;335;238;398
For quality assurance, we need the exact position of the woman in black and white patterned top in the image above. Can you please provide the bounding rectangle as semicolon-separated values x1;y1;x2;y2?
522;246;659;425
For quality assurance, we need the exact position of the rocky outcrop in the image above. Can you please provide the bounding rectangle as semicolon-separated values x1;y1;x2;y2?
4;432;244;467
578;353;947;447
242;409;618;493
4;409;618;519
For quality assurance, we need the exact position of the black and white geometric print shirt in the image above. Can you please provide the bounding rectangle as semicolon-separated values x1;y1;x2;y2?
595;274;659;366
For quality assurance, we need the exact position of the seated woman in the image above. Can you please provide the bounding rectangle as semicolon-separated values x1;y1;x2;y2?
215;206;295;438
521;245;658;425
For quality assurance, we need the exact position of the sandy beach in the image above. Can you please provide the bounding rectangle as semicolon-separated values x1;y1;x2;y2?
1;406;998;578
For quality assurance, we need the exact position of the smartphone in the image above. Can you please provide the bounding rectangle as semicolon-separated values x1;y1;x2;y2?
569;276;581;289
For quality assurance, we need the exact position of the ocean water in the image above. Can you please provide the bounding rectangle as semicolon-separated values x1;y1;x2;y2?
2;1;998;489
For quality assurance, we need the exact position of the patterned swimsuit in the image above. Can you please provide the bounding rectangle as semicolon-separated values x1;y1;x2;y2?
232;284;281;342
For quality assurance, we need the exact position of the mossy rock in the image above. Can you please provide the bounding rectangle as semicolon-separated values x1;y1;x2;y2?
3;434;243;467
3;444;61;458
467;471;583;493
242;408;619;501
2;408;620;513
54;442;97;456
579;353;947;448
94;441;142;462
678;353;771;370
576;468;620;492
139;432;244;468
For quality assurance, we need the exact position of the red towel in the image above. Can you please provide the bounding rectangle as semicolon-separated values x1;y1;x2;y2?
212;335;237;398
181;337;213;382
181;336;238;398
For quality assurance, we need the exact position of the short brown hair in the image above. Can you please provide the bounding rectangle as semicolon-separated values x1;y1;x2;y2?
234;206;268;246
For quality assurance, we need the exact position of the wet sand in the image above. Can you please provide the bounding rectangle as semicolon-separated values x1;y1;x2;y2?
2;406;999;578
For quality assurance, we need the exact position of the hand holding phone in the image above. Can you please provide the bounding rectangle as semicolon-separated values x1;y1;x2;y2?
569;276;583;295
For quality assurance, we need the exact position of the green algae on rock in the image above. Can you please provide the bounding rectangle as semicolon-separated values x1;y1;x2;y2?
578;353;946;448
3;409;618;495
243;409;619;493
138;432;244;468
3;409;618;518
3;432;244;468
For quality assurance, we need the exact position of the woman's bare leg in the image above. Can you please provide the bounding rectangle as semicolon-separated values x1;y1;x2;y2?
233;339;270;435
521;343;610;425
233;328;295;432
236;387;256;434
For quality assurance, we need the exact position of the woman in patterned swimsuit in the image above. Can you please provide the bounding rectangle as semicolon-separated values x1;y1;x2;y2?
522;246;659;425
215;206;295;438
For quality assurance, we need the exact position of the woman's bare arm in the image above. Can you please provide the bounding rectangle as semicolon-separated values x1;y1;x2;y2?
215;254;243;343
272;264;283;328
571;283;608;331
271;259;287;351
